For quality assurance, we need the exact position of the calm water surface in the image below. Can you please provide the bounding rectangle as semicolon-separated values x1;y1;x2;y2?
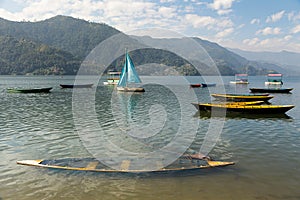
0;75;300;200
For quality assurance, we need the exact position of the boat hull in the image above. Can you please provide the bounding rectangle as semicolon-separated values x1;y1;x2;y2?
117;87;145;92
60;84;93;88
17;157;234;173
7;87;52;93
230;81;249;84
211;93;273;102
190;83;216;88
193;104;294;114
250;88;293;93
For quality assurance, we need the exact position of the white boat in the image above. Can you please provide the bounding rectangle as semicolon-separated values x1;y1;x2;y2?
103;71;121;85
265;74;283;85
230;74;249;84
117;51;145;92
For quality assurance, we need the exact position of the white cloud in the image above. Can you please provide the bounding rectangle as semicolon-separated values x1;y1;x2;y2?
250;18;260;24
256;27;281;35
284;35;292;41
243;37;260;46
216;28;234;38
209;0;235;10
184;14;216;28
287;11;300;21
266;10;285;23
291;24;300;34
241;36;299;52
208;0;236;15
184;14;233;31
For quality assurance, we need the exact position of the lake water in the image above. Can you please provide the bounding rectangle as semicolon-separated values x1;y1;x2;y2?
0;75;300;200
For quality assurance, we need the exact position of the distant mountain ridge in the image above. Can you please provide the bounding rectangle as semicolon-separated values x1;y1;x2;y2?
0;15;282;75
229;48;300;75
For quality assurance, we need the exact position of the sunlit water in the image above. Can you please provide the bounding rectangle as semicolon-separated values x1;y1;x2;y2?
0;75;299;200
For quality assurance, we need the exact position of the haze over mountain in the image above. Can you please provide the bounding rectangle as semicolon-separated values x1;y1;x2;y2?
229;48;300;75
0;15;283;76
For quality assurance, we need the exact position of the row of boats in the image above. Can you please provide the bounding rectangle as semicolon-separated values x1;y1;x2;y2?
192;93;294;114
6;84;94;93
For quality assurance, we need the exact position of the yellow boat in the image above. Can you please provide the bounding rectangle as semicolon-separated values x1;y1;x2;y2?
211;93;273;102
191;101;265;110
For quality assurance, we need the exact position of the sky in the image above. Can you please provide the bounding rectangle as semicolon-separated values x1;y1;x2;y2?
0;0;300;52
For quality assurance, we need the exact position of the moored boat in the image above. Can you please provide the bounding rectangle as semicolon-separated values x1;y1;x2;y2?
190;83;216;88
192;103;294;114
7;87;52;93
103;71;121;85
265;74;283;85
230;74;249;84
250;88;293;93
211;93;273;102
60;84;93;88
191;101;265;110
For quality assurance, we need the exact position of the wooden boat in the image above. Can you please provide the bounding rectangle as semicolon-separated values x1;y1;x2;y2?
103;71;121;85
265;74;283;85
211;93;273;102
60;84;93;88
117;51;145;92
190;83;216;88
16;156;234;173
230;74;249;84
191;101;265;110
192;103;294;114
7;87;52;93
250;88;293;93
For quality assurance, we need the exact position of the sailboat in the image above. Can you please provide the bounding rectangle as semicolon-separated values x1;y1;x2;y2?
117;51;145;92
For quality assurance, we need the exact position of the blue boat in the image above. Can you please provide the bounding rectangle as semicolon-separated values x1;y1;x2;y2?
117;51;145;92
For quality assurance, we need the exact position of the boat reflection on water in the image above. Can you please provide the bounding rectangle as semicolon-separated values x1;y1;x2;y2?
193;111;293;120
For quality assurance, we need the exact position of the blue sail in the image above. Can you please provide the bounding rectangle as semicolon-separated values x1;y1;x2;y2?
117;60;127;87
117;52;141;87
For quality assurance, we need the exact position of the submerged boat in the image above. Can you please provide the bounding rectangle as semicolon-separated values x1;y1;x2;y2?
103;71;121;85
117;51;145;92
192;103;294;114
211;93;273;102
7;87;52;93
190;83;216;88
250;88;293;93
230;74;249;84
17;155;234;173
60;84;93;88
265;74;283;85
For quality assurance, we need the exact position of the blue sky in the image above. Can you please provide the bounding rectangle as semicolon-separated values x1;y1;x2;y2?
0;0;300;52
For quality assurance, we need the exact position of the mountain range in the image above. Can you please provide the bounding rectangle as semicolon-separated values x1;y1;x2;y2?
0;15;295;76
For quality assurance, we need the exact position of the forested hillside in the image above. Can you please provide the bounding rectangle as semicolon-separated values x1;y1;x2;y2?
0;15;276;75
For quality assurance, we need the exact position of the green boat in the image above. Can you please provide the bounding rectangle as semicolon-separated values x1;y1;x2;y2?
7;87;52;93
192;102;294;114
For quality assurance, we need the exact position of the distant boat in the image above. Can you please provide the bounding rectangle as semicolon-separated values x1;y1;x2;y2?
190;83;216;88
211;93;273;102
265;74;283;85
192;102;294;114
250;88;293;93
230;74;249;84
59;84;93;88
117;51;145;92
7;87;52;93
103;71;121;85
